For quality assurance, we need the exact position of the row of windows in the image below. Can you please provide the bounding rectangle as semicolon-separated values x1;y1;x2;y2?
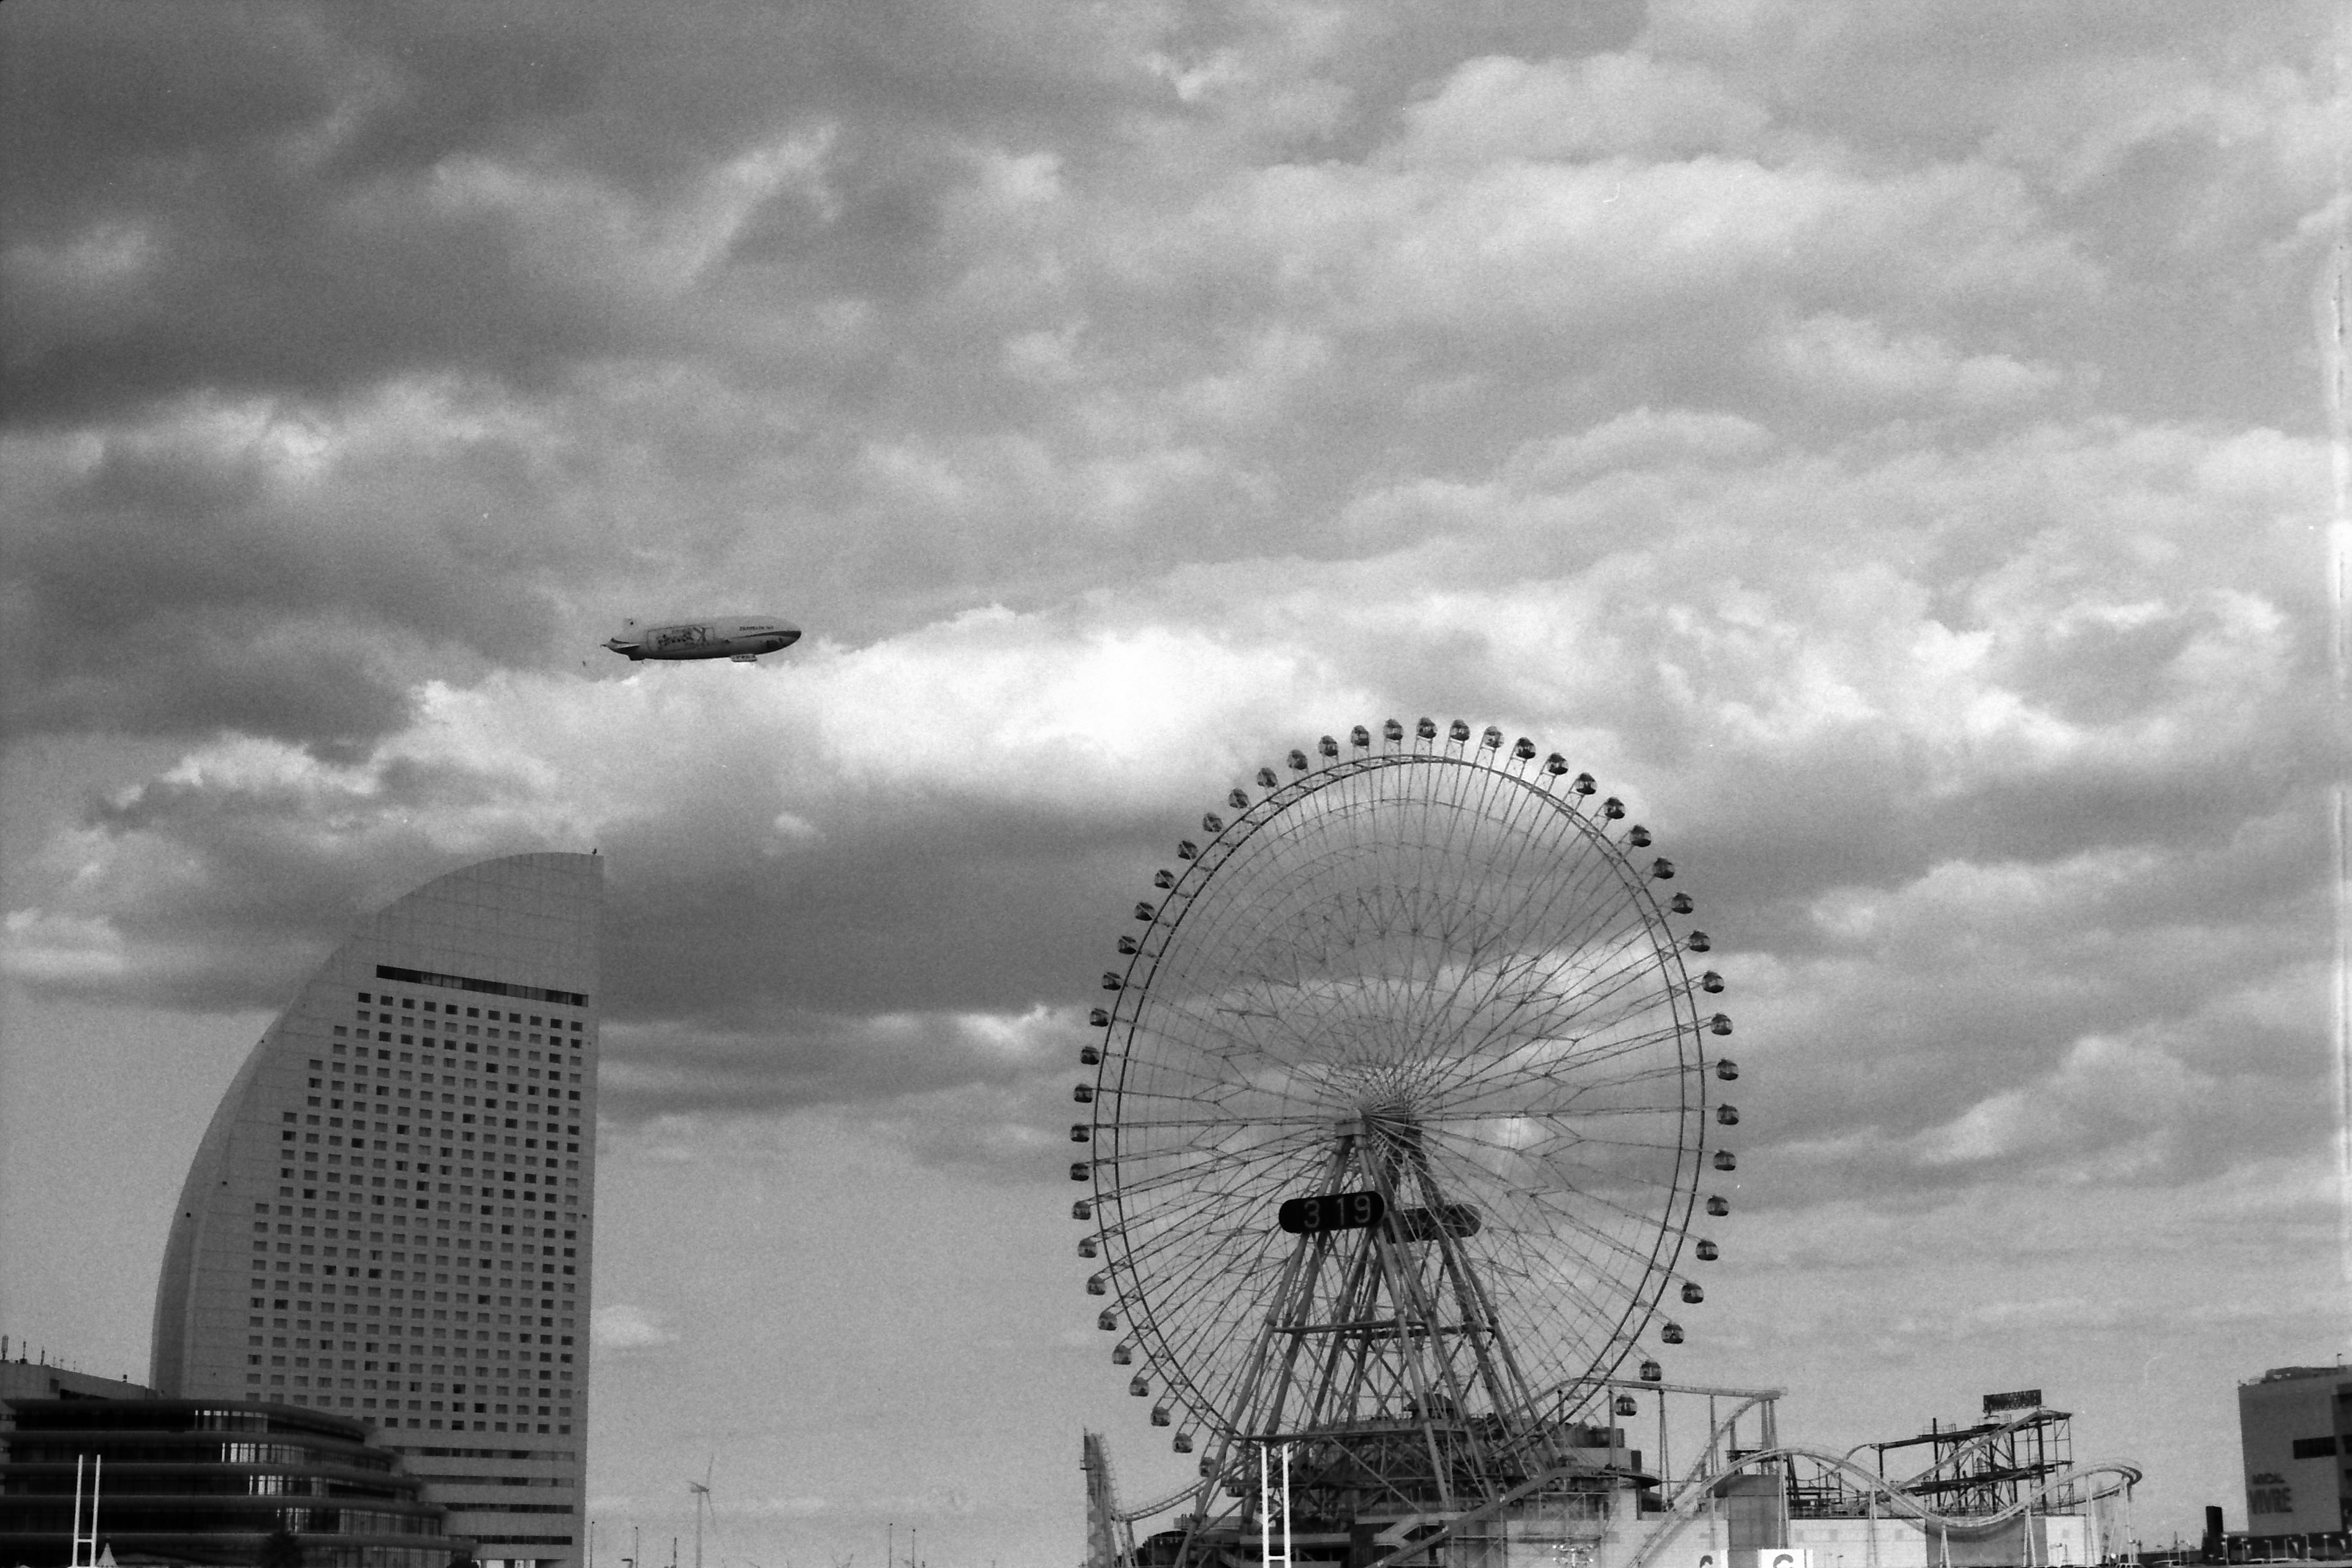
273;1178;579;1212
342;1027;582;1054
270;1123;573;1161
252;1204;572;1227
369;963;587;1007
407;1474;575;1488
306;1057;586;1089
248;1369;573;1396
282;1125;583;1155
325;1044;589;1084
340;1028;589;1064
275;1163;582;1192
253;1216;579;1244
249;1270;578;1295
281;1097;579;1142
358;989;587;1028
250;1387;579;1433
246;1310;573;1335
251;1332;575;1358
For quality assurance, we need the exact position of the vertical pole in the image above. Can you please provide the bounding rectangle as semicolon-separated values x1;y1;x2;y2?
1660;1393;1672;1508
1260;1447;1271;1568
1283;1444;1293;1568
1708;1398;1719;1523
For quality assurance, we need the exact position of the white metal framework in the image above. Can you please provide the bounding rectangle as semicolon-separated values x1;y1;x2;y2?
1071;720;1735;1540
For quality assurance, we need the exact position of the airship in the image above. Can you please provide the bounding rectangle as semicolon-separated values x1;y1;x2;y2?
604;616;801;663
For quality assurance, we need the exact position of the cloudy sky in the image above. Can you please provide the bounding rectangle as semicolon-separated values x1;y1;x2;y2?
1;0;2343;1562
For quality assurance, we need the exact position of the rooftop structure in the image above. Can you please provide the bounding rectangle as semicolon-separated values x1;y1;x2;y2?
0;1359;155;1405
148;853;604;1568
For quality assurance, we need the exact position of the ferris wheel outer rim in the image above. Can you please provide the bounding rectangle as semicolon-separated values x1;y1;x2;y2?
1080;728;1722;1450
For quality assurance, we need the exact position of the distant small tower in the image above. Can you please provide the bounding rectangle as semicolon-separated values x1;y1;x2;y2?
1082;1431;1136;1568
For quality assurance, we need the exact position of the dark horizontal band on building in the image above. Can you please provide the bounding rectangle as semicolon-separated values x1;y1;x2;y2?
374;966;589;1008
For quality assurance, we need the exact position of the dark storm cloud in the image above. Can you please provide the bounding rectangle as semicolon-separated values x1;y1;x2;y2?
0;386;589;743
4;748;568;1009
596;1008;1078;1122
0;0;1158;423
599;802;1172;1020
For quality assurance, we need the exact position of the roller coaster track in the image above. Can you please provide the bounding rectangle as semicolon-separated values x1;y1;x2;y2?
1341;1444;2143;1568
1625;1447;2147;1568
1849;1407;2056;1497
1115;1479;1206;1526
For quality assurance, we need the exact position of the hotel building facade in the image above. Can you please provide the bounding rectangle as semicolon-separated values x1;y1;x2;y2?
149;853;604;1568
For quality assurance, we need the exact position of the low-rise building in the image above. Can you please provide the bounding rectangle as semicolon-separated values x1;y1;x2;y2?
0;1395;467;1568
2236;1363;2350;1539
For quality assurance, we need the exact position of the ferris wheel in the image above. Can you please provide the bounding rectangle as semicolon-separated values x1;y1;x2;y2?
1069;720;1738;1518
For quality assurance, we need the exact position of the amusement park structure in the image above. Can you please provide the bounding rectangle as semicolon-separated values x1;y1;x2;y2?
1067;722;2143;1568
1084;1384;2145;1568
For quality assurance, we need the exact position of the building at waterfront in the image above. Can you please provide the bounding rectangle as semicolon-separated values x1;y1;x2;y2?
148;853;604;1568
2238;1362;2350;1539
0;1396;464;1568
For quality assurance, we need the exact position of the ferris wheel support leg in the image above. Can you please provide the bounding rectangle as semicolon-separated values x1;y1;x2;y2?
1236;1142;1355;1441
1300;1229;1382;1431
1362;1161;1472;1509
1428;1196;1555;1474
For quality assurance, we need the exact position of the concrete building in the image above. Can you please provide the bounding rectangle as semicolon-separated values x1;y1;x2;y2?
2237;1363;2350;1538
148;853;604;1568
0;1396;465;1568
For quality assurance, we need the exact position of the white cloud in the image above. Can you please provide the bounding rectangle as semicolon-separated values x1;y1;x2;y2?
1390;53;1775;165
593;1303;679;1351
0;910;129;984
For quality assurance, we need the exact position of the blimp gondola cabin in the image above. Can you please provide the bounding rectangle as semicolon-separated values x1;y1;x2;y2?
605;617;801;663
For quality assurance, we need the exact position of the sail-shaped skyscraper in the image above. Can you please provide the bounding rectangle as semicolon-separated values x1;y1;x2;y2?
150;852;603;1568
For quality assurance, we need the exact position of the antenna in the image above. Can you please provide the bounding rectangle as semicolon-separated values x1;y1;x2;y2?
687;1456;715;1568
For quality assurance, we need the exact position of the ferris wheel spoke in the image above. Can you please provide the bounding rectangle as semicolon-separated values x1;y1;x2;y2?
1109;1112;1344;1135
1102;1125;1333;1202
1404;1017;1687;1121
1412;1128;1689;1240
1432;921;1678;1089
1491;931;1687;1044
1438;987;1688;1105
